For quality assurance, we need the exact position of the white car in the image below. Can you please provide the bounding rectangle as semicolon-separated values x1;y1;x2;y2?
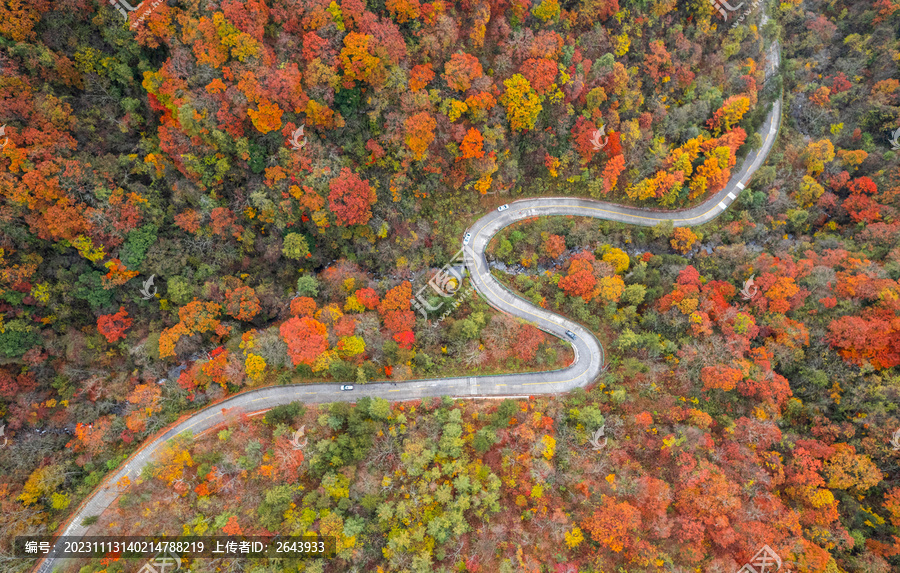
340;385;354;391
498;204;509;212
463;232;472;246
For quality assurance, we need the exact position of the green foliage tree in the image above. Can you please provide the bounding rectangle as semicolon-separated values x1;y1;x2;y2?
296;275;320;296
283;233;311;260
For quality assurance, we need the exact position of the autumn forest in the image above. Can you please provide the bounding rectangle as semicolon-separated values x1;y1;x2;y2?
1;0;900;571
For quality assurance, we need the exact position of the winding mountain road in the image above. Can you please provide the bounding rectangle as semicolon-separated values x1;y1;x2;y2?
33;60;782;573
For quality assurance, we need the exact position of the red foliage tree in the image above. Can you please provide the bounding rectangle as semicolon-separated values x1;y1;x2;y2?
280;316;328;367
519;58;557;94
514;324;545;361
559;253;597;301
334;315;357;337
570;117;599;164
97;307;133;343
848;176;878;195
394;330;415;349
328;168;377;226
174;210;202;234
210;207;244;239
0;369;37;398
829;312;900;370
355;288;380;309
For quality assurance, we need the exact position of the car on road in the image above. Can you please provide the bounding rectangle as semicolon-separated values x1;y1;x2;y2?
565;330;577;340
340;385;354;391
498;204;509;211
463;232;472;245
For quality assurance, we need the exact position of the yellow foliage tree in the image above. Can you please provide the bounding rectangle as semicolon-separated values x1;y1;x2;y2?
541;434;556;459
804;139;835;176
597;275;625;303
824;443;883;493
245;353;266;381
532;0;560;21
795;175;825;207
156;440;194;487
602;247;630;274
18;464;64;506
501;74;542;132
564;526;584;548
340;32;385;86
337;335;366;357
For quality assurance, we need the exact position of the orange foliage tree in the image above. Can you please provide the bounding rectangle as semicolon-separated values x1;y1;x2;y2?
442;52;483;92
379;282;415;333
459;128;485;160
290;296;317;317
670;227;698;254
404;112;437;161
580;497;641;553
159;301;229;358
224;286;261;321
409;63;434;91
601;155;626;194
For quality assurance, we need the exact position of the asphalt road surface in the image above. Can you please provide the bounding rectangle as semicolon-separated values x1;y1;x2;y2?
33;63;783;573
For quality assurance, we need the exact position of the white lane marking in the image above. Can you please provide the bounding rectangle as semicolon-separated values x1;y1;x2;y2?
736;182;745;190
727;192;736;200
717;201;727;210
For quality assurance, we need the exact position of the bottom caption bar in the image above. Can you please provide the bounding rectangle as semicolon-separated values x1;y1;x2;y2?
14;536;336;559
